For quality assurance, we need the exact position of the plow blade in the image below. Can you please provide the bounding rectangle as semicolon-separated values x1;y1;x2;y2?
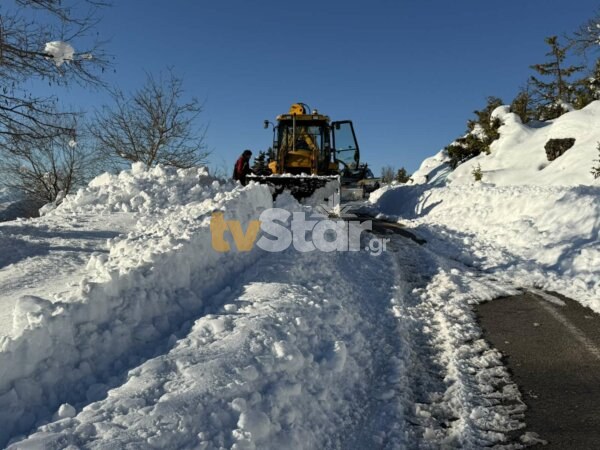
247;174;340;202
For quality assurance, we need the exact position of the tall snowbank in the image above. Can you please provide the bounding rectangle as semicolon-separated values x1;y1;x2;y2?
412;101;600;187
368;183;600;309
0;164;273;445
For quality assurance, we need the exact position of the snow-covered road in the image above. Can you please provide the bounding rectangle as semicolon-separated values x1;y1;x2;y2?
10;162;594;448
7;220;526;449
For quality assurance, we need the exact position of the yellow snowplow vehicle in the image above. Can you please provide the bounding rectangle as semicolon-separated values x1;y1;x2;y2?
248;103;361;200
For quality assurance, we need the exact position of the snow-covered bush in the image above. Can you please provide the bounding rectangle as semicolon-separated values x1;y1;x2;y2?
544;138;576;161
445;97;504;168
592;144;600;179
472;163;483;181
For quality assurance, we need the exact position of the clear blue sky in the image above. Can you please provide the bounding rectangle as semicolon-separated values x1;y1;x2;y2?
39;0;600;175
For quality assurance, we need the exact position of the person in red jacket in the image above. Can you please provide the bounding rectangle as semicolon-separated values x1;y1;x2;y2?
233;149;254;185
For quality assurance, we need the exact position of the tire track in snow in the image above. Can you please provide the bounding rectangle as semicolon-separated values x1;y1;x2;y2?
403;242;527;448
344;225;527;449
340;236;438;449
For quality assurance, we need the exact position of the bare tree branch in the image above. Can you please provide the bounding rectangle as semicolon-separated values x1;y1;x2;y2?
0;115;96;209
0;0;110;143
90;70;210;169
570;9;600;56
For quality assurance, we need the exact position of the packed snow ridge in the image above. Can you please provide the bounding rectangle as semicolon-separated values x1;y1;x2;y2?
1;164;273;445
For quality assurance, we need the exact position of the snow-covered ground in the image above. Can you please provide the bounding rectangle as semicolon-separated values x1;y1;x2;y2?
2;101;599;448
0;164;274;445
372;101;599;313
366;183;599;311
0;212;134;338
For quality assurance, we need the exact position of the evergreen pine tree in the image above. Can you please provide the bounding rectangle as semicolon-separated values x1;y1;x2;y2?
252;150;269;174
510;88;534;123
469;96;503;144
570;9;600;56
395;167;410;183
446;97;504;168
530;36;584;119
573;59;600;110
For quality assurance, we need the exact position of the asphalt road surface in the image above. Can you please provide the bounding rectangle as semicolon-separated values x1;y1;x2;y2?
477;291;600;449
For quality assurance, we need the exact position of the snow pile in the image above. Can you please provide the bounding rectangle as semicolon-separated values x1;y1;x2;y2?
45;162;219;215
410;150;452;185
302;177;341;209
368;183;600;309
412;101;600;187
382;101;600;311
44;41;75;67
0;164;273;446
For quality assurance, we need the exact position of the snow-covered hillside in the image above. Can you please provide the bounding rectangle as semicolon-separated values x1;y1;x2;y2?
367;101;599;312
411;101;600;187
